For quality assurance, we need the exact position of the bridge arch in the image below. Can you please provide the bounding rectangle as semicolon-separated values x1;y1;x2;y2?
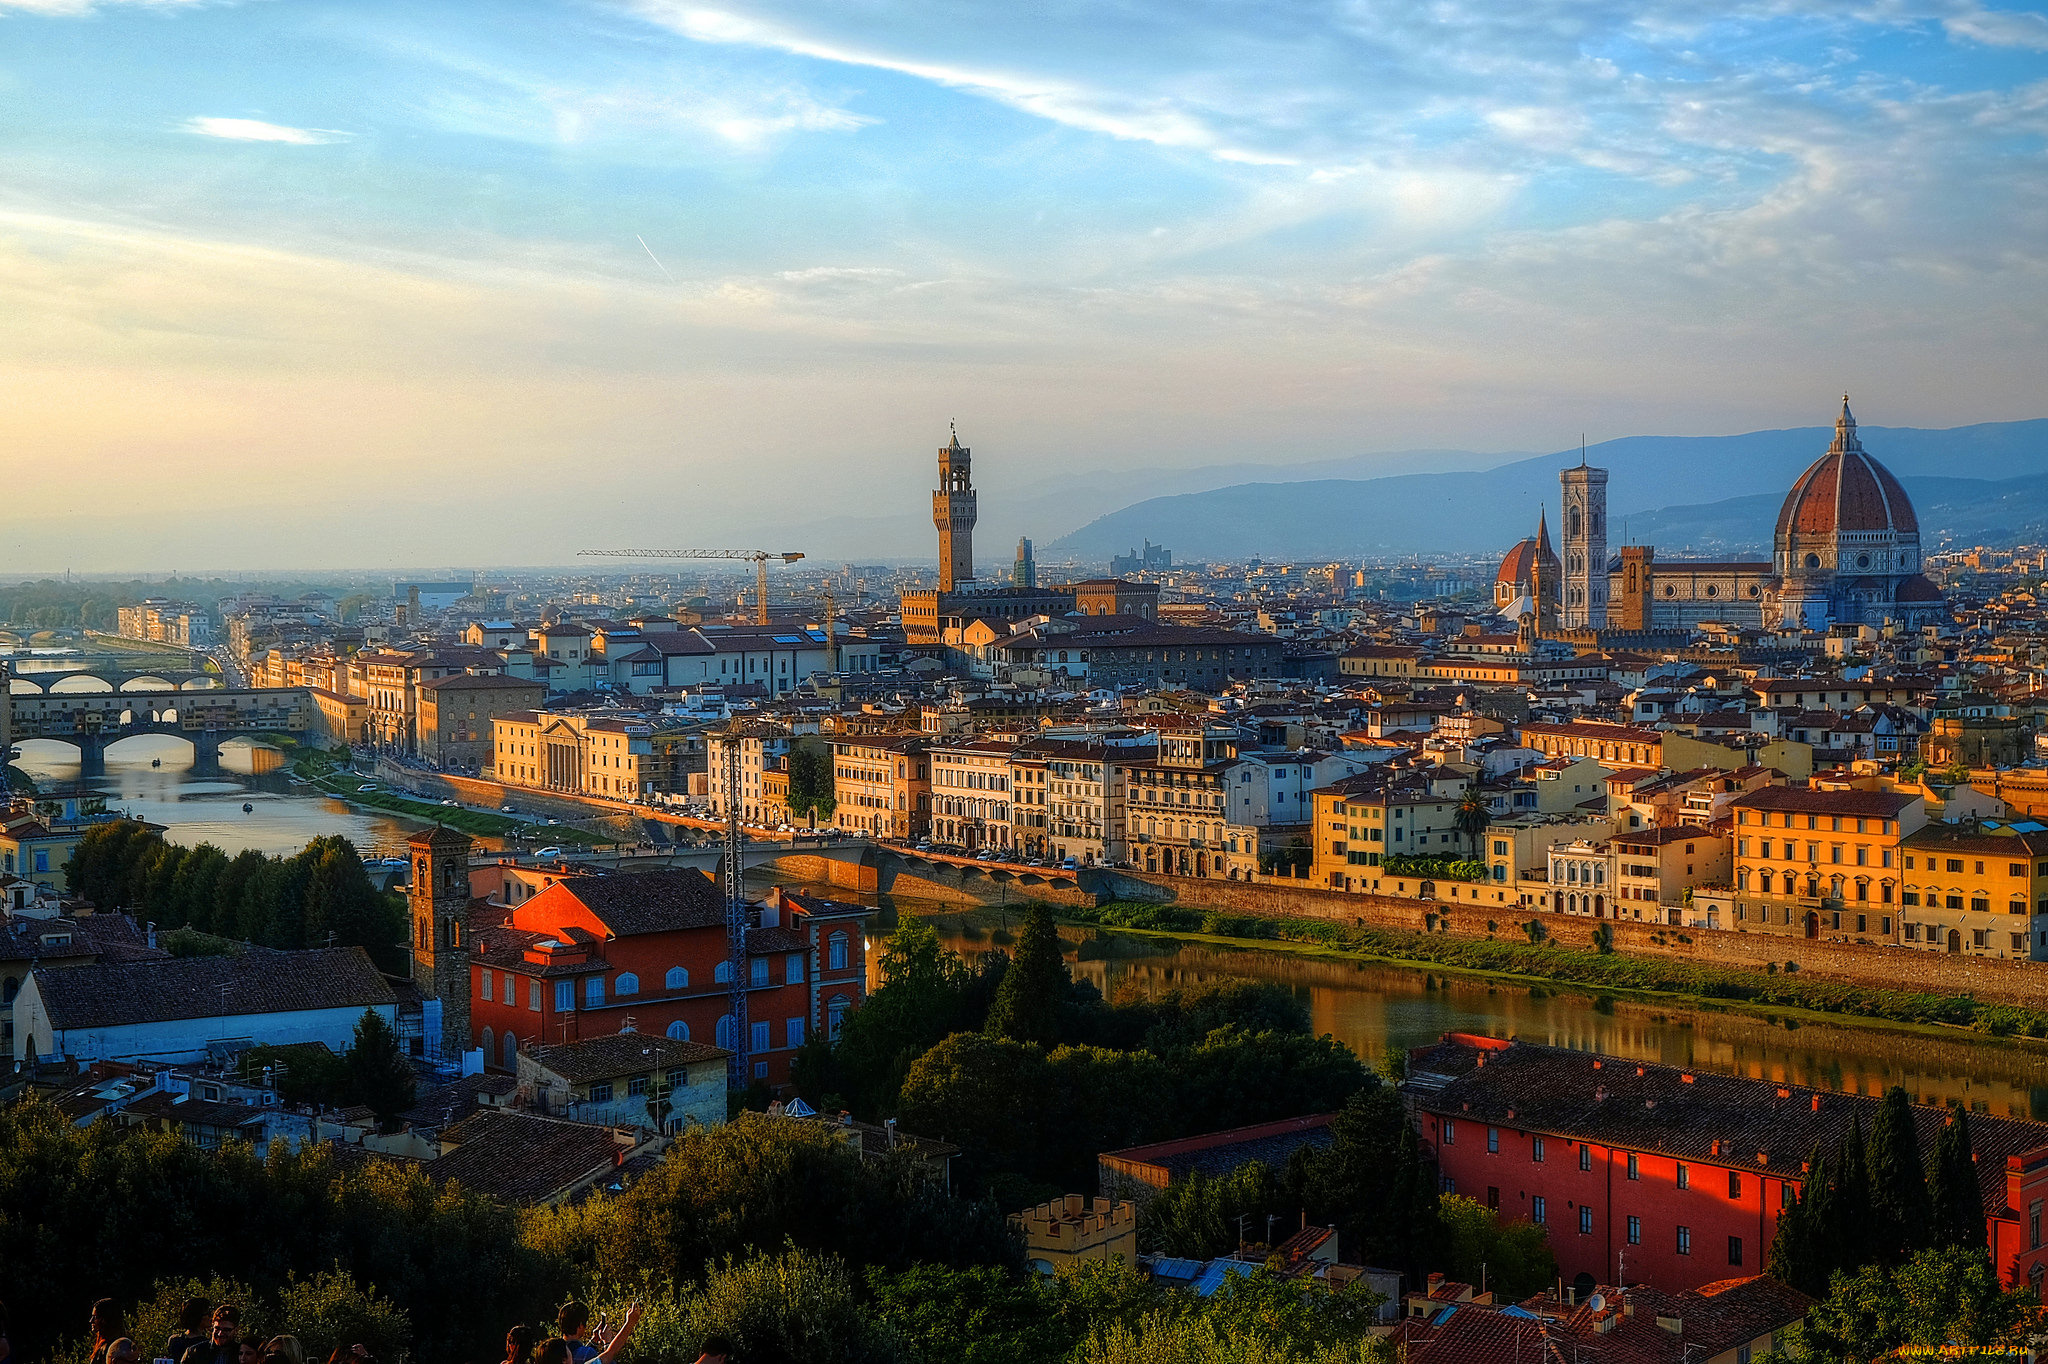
180;677;220;691
48;674;114;694
120;675;178;693
7;676;43;695
105;733;195;765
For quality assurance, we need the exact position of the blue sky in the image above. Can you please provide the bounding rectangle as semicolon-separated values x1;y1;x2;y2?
1;0;2044;568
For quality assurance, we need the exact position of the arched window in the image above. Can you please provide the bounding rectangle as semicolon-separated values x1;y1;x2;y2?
615;972;639;996
666;966;688;990
481;1026;494;1066
714;960;732;985
829;932;849;971
666;1020;691;1041
504;1031;518;1070
716;1013;736;1049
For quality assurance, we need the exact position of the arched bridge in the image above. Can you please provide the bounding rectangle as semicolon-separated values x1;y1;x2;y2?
5;685;314;776
5;670;217;695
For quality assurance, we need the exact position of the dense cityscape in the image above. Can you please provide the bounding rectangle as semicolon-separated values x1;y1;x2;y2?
8;2;2048;1362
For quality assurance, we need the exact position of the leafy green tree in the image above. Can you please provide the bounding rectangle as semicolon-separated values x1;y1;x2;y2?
984;904;1066;1046
899;1031;1050;1181
343;1010;416;1128
794;921;994;1114
1797;1246;2033;1362
679;1248;899;1364
1143;1161;1288;1259
272;1270;410;1364
1437;1196;1557;1300
1929;1104;1986;1252
1867;1084;1934;1264
865;1263;1069;1364
1291;1082;1442;1283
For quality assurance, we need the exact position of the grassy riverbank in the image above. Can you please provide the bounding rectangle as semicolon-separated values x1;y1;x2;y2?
290;749;609;845
1061;900;2048;1041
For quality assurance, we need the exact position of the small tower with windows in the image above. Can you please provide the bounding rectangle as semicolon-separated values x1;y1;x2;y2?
409;823;474;1059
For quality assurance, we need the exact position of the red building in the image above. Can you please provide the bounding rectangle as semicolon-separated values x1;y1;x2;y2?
1408;1034;2048;1296
464;867;870;1087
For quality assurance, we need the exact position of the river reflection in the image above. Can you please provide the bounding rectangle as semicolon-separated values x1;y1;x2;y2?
8;734;440;860
792;885;2048;1124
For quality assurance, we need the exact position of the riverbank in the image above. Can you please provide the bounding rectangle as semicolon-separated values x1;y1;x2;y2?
289;750;610;846
1056;900;2048;1048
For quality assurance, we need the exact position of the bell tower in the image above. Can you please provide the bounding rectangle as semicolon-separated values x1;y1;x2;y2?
408;824;474;1060
932;425;978;593
1560;457;1609;629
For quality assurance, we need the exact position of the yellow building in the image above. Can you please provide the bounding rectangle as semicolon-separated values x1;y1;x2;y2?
1728;788;1924;939
830;735;930;842
1311;769;1474;895
491;712;660;800
1120;728;1236;877
1897;821;2048;960
1011;1195;1137;1274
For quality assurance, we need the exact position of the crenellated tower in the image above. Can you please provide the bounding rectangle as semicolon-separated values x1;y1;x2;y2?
933;426;978;592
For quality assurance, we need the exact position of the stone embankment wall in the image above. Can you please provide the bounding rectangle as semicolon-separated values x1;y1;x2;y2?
1094;871;2048;1007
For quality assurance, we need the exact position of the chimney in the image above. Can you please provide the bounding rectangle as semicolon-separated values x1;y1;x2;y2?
1812;1094;1822;1112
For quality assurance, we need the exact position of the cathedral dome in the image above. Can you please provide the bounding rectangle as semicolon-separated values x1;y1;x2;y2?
1496;537;1539;587
1775;399;1918;542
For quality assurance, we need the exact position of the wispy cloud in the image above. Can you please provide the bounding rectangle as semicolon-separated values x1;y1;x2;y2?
183;116;349;144
0;0;208;14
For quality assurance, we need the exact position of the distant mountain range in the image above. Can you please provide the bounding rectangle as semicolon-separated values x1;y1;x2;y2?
1045;420;2048;562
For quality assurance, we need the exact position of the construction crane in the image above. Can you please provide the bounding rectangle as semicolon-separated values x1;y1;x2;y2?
578;548;805;625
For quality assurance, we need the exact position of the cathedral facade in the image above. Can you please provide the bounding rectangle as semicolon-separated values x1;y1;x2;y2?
1494;399;1945;636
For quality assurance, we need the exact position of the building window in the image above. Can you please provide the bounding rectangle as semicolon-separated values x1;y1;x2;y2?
1488;1126;1499;1154
1532;1136;1546;1163
1627;1153;1639;1180
714;960;732;984
589;1082;614;1104
1580;1206;1594;1235
666;966;689;990
529;979;541;1011
1676;1226;1692;1256
1443;1119;1456;1145
585;977;605;1007
1729;1171;1743;1200
480;971;492;1002
1627;1215;1641;1245
750;1020;771;1053
1532;1196;1546;1225
627;1074;648;1097
1729;1235;1743;1266
716;1014;736;1049
829;932;849;970
555;980;573;1011
786;1017;806;1048
749;958;770;987
786;952;805;984
666;1020;690;1041
828;996;850;1039
1579;1144;1592;1172
615;972;638;996
1677;1162;1689;1190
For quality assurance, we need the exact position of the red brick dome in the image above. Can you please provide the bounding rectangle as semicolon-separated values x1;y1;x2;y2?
1775;400;1918;542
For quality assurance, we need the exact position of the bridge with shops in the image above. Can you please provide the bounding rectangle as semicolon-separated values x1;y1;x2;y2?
3;675;315;776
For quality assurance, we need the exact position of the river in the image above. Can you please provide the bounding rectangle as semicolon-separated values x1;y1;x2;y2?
13;743;2047;1123
752;880;2048;1124
8;734;434;860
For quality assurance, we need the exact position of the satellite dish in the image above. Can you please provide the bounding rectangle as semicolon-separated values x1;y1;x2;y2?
1586;1294;1606;1313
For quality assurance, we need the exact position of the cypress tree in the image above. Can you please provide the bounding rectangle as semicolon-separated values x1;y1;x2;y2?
1835;1117;1874;1269
1867;1085;1933;1263
983;903;1066;1047
1772;1148;1832;1297
1928;1105;1986;1252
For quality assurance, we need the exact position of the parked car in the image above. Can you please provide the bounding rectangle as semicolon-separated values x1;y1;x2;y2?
357;784;378;792
1060;857;1079;870
534;846;564;858
440;798;459;807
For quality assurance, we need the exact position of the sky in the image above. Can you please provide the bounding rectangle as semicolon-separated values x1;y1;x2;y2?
1;0;2045;570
